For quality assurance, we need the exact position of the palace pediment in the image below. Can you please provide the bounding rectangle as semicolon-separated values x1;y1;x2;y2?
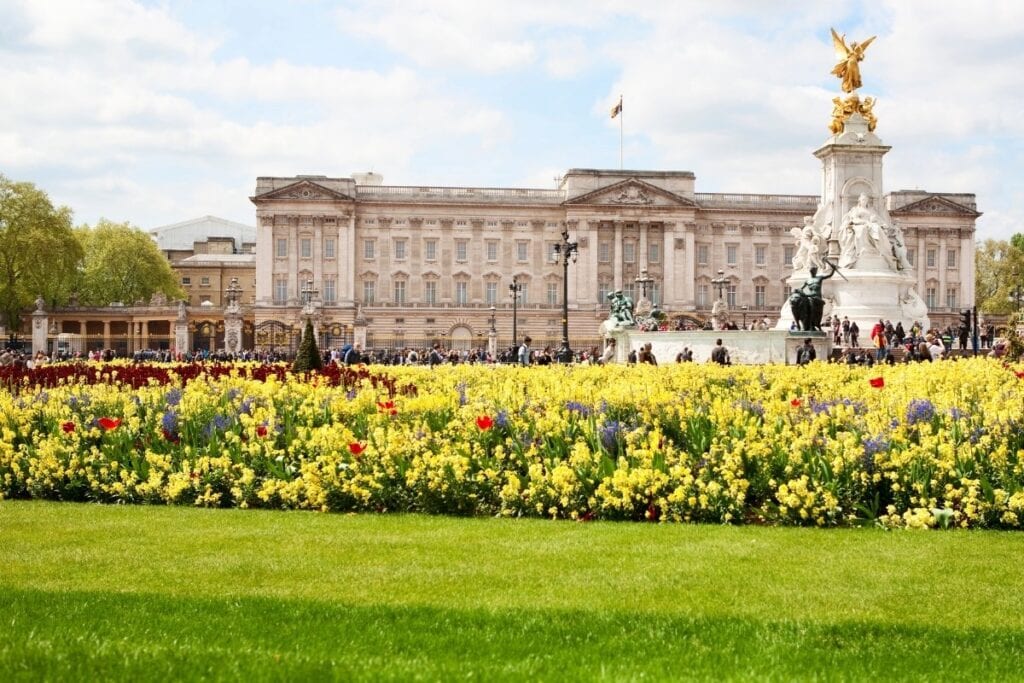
563;178;698;208
890;195;980;217
254;180;354;202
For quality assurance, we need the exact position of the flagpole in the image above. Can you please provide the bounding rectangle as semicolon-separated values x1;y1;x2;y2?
618;94;623;170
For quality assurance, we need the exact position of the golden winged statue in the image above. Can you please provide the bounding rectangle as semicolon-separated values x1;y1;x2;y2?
830;28;876;93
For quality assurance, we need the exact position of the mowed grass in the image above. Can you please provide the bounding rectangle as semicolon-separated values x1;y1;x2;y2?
2;502;1024;681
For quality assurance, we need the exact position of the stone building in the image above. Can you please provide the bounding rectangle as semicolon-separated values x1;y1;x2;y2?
249;168;977;353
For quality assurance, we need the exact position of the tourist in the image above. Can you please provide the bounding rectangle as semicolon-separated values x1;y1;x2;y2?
795;338;816;365
517;336;532;366
710;338;731;365
599;338;616;364
638;342;657;365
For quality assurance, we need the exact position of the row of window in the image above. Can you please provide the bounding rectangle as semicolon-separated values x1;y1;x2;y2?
274;236;665;265
274;236;961;270
698;244;958;268
271;276;961;311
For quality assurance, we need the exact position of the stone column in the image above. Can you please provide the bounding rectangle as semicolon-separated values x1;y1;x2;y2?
613;221;623;291
103;321;111;352
587;220;600;305
287;216;299;304
31;305;48;356
938;235;948;311
662;223;676;308
639;221;649;272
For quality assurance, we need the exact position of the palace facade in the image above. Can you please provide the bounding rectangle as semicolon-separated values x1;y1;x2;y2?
249;168;978;353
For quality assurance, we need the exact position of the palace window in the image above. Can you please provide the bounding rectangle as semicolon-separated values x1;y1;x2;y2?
486;241;498;261
364;239;375;259
424;280;437;305
754;245;766;267
274;278;287;304
425;239;437;261
362;281;375;304
946;287;958;309
648;242;660;264
394;239;407;260
455;281;468;305
456;240;468;262
547;282;558;306
783;245;794;266
726;284;737;307
300;238;312;259
599;242;611;263
623;242;635;263
518;284;529;305
906;248;915;265
181;277;191;286
755;285;766;308
697;244;709;265
697;284;709;307
650;283;661;306
323;278;336;303
485;282;497;304
947;249;957;268
324;238;335;259
276;238;288;258
598;280;611;303
726;245;738;266
201;277;210;287
516;241;529;262
393;279;406;304
927;249;936;268
925;287;937;308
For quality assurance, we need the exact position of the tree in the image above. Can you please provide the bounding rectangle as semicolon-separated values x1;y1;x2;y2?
976;235;1024;314
291;318;323;373
0;176;82;337
75;219;184;307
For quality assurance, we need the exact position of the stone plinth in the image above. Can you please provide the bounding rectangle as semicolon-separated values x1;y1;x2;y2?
607;329;829;365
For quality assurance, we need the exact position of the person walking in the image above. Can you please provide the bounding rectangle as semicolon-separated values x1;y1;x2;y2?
517;336;532;366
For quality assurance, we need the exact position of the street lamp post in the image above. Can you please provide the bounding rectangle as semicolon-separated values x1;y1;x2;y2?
635;269;654;301
552;227;578;363
741;305;749;330
711;269;728;303
509;278;522;354
489;305;496;333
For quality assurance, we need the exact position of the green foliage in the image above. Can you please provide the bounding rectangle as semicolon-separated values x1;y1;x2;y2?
976;235;1024;314
3;503;1024;680
0;175;82;332
75;219;183;306
291;318;323;373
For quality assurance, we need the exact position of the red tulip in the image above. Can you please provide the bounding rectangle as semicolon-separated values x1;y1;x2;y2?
62;421;75;433
256;424;268;438
377;400;396;412
790;398;802;408
349;442;366;455
97;417;121;431
476;415;494;430
869;377;885;388
1016;370;1024;379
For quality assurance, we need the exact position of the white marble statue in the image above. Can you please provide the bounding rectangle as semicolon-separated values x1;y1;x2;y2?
886;219;912;271
790;217;826;271
837;193;895;270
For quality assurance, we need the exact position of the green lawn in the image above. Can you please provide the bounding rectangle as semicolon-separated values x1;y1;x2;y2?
2;502;1023;681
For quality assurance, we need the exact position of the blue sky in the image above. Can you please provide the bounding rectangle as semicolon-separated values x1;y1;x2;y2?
1;0;1020;240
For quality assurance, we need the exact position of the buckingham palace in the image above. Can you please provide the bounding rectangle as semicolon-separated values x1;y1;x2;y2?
247;167;977;353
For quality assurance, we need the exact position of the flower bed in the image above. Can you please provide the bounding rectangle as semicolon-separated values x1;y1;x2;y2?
2;359;1023;528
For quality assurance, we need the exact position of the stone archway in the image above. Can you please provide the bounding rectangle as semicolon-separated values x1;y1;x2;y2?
449;325;473;350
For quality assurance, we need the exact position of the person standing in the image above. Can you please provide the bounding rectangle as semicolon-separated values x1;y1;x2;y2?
638;342;657;365
517;336;532;366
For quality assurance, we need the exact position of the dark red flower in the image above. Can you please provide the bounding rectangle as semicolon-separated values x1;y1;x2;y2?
869;377;885;388
476;415;494;430
256;424;268;438
348;442;366;455
62;421;75;433
1016;370;1024;379
377;400;396;412
790;398;802;408
162;428;180;444
98;417;121;431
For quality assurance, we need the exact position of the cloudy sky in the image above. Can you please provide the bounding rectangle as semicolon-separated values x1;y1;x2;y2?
1;0;1021;240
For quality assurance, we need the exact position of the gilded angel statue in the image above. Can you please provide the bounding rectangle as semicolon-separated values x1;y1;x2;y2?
830;28;876;93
